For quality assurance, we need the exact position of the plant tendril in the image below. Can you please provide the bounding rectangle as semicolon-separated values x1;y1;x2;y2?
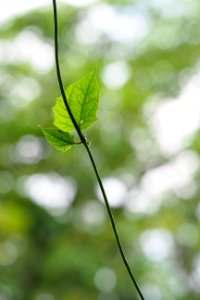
52;1;145;299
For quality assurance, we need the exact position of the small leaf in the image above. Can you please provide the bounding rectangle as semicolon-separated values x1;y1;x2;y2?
53;69;99;132
42;128;75;152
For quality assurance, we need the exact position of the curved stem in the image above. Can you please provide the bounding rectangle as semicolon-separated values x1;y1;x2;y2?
84;142;145;300
52;0;86;144
52;1;145;299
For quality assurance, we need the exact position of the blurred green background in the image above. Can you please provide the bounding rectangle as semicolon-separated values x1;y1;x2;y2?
1;0;200;299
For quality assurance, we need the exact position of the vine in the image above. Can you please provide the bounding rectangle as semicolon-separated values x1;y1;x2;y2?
42;0;145;299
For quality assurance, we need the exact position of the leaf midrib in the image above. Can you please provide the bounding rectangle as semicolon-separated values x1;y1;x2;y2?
79;71;95;127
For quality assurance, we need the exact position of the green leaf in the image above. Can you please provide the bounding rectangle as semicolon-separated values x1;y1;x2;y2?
53;69;99;132
42;128;75;152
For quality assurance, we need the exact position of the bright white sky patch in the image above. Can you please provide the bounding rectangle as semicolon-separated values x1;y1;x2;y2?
149;0;194;18
85;4;149;43
0;0;97;24
0;0;49;24
22;173;76;215
139;228;174;262
141;150;199;197
64;0;97;7
11;77;41;107
125;188;159;215
75;20;101;45
125;150;199;215
18;30;53;72
96;177;126;208
101;61;131;89
0;30;54;72
150;75;200;154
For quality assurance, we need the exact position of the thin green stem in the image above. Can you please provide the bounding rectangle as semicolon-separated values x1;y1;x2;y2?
52;0;86;144
84;142;145;300
52;1;145;299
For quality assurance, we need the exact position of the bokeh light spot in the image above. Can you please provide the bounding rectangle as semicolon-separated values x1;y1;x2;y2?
14;135;44;164
11;77;41;107
139;229;174;262
101;61;131;89
17;173;76;216
94;267;117;292
96;177;126;208
75;201;105;233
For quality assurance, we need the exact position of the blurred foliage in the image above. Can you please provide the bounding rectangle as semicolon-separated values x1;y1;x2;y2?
0;1;200;299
